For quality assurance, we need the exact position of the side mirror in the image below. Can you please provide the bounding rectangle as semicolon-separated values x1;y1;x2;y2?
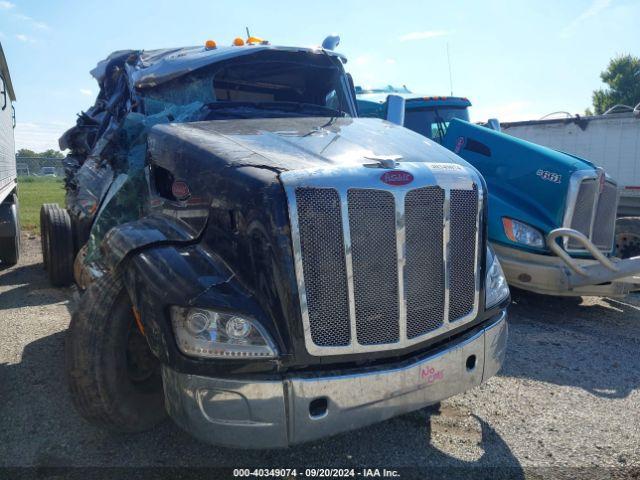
487;118;501;131
322;35;340;51
386;95;405;126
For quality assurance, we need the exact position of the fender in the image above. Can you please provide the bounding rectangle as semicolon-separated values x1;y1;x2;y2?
100;212;205;270
121;242;285;377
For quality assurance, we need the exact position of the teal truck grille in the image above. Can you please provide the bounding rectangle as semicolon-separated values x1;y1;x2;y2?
567;177;618;252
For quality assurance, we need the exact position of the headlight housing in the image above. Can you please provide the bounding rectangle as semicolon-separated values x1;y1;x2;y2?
171;307;277;359
485;248;510;308
502;217;544;248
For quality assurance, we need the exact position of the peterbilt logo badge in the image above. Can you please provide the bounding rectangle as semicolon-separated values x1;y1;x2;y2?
171;180;191;200
380;170;414;186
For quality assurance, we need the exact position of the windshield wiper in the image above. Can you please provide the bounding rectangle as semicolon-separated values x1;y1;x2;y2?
203;101;347;117
286;102;347;117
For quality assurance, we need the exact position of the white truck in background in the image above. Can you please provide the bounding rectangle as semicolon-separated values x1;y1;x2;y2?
501;106;640;217
0;42;20;266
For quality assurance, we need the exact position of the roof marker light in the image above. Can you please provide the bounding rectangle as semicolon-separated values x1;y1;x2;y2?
247;36;264;44
205;40;217;50
233;37;245;46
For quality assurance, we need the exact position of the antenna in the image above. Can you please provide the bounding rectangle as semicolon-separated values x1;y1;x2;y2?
246;27;251;38
447;43;453;96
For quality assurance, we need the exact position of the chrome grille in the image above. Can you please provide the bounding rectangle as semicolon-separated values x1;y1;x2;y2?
295;188;351;346
569;180;598;249
284;163;482;356
348;189;400;345
449;188;479;321
592;182;618;249
565;172;619;252
405;187;445;338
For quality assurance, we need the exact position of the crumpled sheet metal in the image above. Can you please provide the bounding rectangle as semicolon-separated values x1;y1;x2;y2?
82;101;206;264
90;45;346;90
66;156;114;222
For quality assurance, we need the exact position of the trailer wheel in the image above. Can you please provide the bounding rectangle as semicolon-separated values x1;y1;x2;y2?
65;270;166;433
0;194;20;266
40;203;57;270
615;217;640;259
0;195;20;267
42;205;74;286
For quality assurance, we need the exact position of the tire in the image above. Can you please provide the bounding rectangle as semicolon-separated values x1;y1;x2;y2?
42;205;74;286
0;196;20;267
615;217;640;259
40;203;57;270
65;271;166;433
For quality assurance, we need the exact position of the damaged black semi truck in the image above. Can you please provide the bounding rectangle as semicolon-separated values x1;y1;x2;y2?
47;40;510;448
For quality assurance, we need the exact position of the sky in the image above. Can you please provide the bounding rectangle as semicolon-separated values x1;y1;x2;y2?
0;0;638;152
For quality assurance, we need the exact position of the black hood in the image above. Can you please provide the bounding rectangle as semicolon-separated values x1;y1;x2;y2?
150;117;467;172
144;116;486;370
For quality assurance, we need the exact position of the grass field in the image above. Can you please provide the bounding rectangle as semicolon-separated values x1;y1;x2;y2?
17;177;65;234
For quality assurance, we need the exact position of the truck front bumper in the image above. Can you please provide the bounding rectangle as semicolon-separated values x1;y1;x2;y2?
162;311;507;449
494;243;640;297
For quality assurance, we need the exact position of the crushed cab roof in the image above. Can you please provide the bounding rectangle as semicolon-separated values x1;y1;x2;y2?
92;44;347;90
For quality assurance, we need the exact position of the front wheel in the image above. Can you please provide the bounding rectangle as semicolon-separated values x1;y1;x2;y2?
65;271;166;432
615;217;640;259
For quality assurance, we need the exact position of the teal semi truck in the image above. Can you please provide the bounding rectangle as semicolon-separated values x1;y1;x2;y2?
357;87;640;297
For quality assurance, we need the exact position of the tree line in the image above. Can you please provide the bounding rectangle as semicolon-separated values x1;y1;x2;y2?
17;149;65;159
587;54;640;115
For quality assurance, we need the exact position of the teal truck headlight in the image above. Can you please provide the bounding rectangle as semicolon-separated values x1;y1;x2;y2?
171;307;278;359
486;248;510;308
502;217;544;248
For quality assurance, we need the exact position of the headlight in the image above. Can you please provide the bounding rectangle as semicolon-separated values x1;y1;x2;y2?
171;307;277;359
485;248;510;308
502;217;544;248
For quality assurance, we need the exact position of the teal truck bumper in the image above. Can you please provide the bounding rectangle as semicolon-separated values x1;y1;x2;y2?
494;228;640;297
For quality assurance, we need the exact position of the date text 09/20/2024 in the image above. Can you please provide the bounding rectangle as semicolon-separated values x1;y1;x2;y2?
233;468;400;477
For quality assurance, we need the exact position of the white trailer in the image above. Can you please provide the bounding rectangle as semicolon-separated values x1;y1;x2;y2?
0;42;20;265
501;107;640;216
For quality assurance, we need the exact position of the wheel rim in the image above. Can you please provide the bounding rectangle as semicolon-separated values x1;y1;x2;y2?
615;232;640;259
125;320;158;384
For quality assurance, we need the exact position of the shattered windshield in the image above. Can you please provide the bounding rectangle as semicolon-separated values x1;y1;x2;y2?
404;107;470;143
142;52;355;119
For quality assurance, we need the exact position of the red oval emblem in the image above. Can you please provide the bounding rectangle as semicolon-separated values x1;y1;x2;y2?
171;180;191;200
380;170;414;186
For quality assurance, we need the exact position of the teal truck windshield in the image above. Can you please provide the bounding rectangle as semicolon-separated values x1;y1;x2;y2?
405;107;470;142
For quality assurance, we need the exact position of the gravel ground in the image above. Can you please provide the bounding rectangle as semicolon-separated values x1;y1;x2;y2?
1;235;639;477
